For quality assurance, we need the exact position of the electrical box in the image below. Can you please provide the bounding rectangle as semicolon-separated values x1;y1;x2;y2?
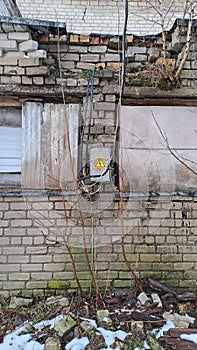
90;147;111;182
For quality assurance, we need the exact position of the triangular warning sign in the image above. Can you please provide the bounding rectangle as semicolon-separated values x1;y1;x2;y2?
94;158;106;169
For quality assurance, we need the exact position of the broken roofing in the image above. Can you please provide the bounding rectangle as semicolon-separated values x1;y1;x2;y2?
0;0;21;17
0;15;66;35
0;0;66;34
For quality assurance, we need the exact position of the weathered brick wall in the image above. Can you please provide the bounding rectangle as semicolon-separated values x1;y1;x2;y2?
0;20;197;296
0;193;197;297
0;22;48;85
0;21;196;88
16;0;188;36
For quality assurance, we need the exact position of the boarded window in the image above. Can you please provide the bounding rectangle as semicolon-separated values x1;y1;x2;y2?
22;102;79;190
0;108;22;173
120;106;197;193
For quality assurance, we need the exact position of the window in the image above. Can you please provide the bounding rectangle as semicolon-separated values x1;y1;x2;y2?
0;108;22;187
0;108;22;172
0;102;80;190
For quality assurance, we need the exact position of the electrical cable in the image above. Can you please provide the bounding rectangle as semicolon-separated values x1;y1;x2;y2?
78;0;129;195
85;68;95;175
120;0;128;100
80;70;91;144
79;70;92;177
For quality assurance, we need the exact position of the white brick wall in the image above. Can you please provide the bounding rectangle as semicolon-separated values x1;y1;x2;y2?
16;0;189;35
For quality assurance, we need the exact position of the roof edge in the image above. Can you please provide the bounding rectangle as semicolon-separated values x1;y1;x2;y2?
0;15;66;28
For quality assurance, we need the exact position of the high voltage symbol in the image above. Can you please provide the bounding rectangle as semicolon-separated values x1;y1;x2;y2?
94;158;106;169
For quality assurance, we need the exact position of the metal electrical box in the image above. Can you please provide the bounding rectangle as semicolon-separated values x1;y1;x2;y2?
90;147;111;182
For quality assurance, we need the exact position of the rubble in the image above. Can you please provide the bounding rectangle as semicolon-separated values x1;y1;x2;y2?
163;311;194;328
54;315;76;337
137;292;150;306
9;296;33;308
0;279;197;349
45;336;62;350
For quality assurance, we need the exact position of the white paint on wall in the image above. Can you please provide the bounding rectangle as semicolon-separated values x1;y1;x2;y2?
16;0;190;36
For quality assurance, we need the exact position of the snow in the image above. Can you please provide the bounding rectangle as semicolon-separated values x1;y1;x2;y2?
133;343;150;350
0;315;64;350
180;333;197;344
154;320;175;338
97;327;131;348
185;314;195;324
81;317;132;350
65;337;89;350
1;311;196;350
0;314;132;350
0;327;43;350
80;317;97;328
33;314;64;331
143;340;150;349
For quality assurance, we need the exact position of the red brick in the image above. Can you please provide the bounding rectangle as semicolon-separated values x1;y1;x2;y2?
90;36;100;45
38;34;49;42
95;62;105;69
100;38;109;45
79;35;89;44
107;62;122;69
69;34;79;43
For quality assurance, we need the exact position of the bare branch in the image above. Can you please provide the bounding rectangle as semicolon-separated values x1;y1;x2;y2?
146;0;162;16
175;1;194;80
173;149;197;167
152;111;197;177
120;0;128;98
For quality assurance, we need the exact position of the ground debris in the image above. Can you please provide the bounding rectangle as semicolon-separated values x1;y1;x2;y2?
160;328;197;350
0;282;197;349
147;333;164;349
144;277;177;295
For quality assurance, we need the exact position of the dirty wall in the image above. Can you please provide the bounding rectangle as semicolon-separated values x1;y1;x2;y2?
16;0;188;36
0;18;197;296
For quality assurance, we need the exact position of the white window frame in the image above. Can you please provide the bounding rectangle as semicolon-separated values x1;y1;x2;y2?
0;125;22;173
0;103;22;187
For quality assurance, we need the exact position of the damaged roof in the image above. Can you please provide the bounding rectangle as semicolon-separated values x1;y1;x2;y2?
0;0;66;35
0;14;66;35
0;0;21;17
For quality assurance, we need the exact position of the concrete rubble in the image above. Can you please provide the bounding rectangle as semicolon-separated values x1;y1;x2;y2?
0;280;197;349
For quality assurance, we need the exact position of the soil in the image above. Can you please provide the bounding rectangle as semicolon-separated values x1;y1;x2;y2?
0;283;197;349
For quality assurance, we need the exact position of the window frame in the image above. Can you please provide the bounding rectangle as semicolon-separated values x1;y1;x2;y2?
0;100;22;189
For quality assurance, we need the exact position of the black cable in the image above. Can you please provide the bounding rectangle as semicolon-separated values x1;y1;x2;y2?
120;0;128;99
85;68;95;175
79;70;92;176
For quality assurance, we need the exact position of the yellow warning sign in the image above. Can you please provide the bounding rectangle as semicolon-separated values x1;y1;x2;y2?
94;158;106;170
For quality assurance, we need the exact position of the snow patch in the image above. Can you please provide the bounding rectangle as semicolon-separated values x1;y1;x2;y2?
180;333;197;344
65;336;89;350
0;315;64;350
155;320;175;338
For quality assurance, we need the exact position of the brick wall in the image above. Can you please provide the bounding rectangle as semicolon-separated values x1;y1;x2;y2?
0;21;196;88
16;0;188;36
0;193;197;296
0;19;197;296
